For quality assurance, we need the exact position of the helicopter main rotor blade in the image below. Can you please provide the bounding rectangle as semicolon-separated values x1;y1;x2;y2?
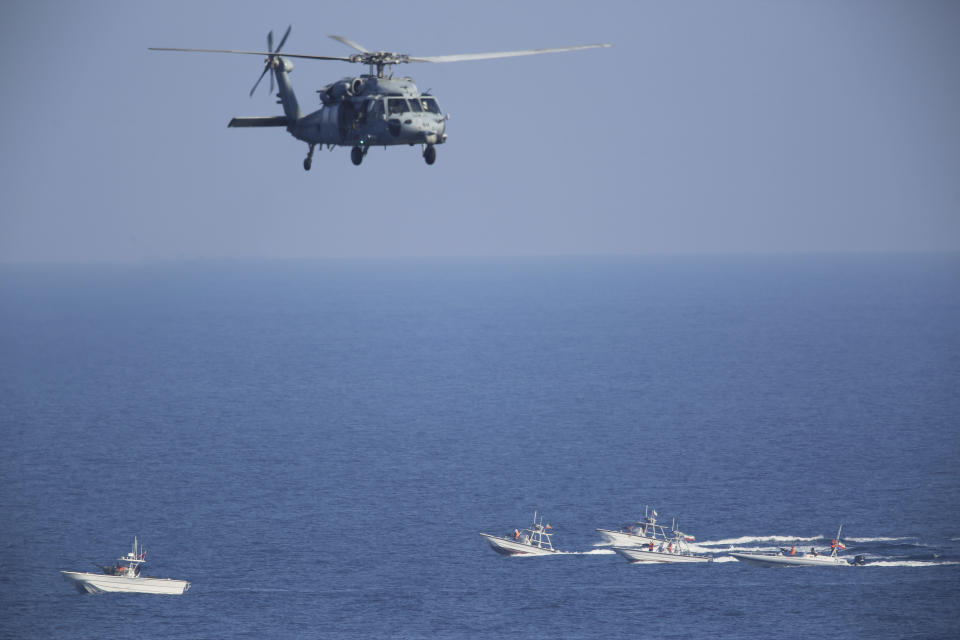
328;35;369;53
408;43;610;63
267;30;274;54
148;47;354;62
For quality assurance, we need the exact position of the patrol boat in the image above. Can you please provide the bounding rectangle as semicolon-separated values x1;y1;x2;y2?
611;527;713;564
596;506;673;547
480;512;562;556
731;525;855;567
61;537;190;594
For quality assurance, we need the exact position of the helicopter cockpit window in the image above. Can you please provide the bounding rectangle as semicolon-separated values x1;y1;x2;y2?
408;98;422;113
387;98;409;115
420;97;440;114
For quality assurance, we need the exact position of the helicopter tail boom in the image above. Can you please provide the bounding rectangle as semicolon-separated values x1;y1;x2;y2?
228;116;290;128
272;57;302;123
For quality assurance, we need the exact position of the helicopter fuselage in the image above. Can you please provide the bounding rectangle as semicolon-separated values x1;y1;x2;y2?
297;75;447;148
230;59;447;166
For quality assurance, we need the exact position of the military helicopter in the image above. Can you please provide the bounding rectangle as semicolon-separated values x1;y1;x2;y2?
150;27;609;168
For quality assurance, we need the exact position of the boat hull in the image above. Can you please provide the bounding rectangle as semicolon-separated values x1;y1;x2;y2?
730;552;849;567
596;528;661;547
61;571;190;594
480;533;560;556
612;546;712;564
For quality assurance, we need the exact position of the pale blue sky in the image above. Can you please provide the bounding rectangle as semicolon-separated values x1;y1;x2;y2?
1;0;957;261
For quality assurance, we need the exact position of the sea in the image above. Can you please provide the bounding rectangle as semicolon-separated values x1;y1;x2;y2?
0;254;958;639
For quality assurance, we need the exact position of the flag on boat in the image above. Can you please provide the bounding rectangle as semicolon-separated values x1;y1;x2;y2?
545;524;552;529
837;541;846;550
684;535;695;542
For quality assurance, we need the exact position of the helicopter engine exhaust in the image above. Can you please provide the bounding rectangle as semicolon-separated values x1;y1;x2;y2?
321;78;362;105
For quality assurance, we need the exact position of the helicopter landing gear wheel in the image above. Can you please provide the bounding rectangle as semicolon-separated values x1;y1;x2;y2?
304;144;314;171
423;144;436;165
351;146;364;166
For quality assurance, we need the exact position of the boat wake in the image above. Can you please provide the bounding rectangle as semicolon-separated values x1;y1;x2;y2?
860;560;959;568
696;535;821;548
845;536;917;543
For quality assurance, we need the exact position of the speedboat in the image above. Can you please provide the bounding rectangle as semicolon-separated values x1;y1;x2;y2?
481;512;563;556
731;525;855;567
61;537;191;594
611;530;712;564
596;506;671;547
602;507;711;564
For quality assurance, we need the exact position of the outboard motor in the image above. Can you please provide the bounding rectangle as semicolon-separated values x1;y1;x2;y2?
849;554;867;566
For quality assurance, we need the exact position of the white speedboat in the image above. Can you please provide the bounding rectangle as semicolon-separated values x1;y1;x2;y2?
731;525;856;567
602;507;711;564
481;512;563;556
596;506;677;547
61;537;190;594
612;544;713;564
612;530;712;564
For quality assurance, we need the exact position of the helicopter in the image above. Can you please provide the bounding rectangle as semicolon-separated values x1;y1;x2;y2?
150;27;609;168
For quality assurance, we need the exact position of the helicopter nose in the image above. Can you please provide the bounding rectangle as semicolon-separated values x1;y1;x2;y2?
427;119;446;144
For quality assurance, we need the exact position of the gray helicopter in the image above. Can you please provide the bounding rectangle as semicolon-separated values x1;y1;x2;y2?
150;27;609;168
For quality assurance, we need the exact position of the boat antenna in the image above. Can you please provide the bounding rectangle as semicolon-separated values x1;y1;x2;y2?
832;524;844;557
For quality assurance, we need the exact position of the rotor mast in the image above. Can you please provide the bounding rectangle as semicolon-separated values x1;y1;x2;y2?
349;53;410;79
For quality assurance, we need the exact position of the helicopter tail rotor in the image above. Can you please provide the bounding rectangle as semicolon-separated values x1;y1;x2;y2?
250;25;292;97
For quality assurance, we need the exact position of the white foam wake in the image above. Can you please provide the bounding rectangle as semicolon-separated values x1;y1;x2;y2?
697;535;821;547
845;537;915;543
864;560;959;568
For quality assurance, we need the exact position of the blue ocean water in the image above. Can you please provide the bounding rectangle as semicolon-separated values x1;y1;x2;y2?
1;255;958;639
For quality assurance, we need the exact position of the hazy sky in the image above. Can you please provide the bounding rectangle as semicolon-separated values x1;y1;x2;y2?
1;0;958;261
